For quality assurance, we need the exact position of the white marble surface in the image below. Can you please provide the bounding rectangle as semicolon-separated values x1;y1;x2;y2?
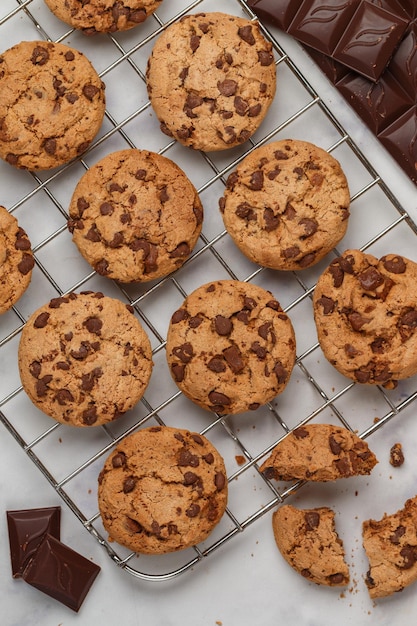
1;1;417;625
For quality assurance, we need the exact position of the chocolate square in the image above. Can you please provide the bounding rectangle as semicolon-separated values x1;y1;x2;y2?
22;534;101;612
288;0;359;55
6;506;61;578
333;1;409;81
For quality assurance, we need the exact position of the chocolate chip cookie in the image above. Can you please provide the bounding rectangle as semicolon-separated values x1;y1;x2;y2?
166;280;296;414
146;12;276;151
260;423;377;481
363;495;417;598
68;149;203;283
44;0;163;34
272;504;350;586
18;291;153;426
313;249;417;388
219;139;350;270
0;40;105;170
97;425;228;553
0;206;34;314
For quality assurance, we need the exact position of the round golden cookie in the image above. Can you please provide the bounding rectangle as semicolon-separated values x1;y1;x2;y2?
273;504;349;587
0;206;34;314
146;12;276;151
363;495;417;598
166;280;296;414
98;425;228;553
68;149;203;283
44;0;163;34
0;40;105;171
18;291;153;426
313;249;417;388
219;139;350;270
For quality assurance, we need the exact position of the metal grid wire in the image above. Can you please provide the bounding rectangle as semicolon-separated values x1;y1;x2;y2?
1;0;417;581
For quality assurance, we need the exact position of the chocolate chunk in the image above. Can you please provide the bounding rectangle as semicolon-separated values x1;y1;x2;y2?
390;524;406;545
31;46;49;65
317;295;336;315
82;406;98;425
190;35;201;52
208;390;231;408
400;545;417;569
238;25;256;45
389;442;404;467
123;476;137;493
178;449;199;467
358;267;384;291
382;255;406;274
217;79;238;96
6;507;61;578
304;511;320;530
223;345;244;373
293;426;309;439
55;389;74;405
173;342;194;363
248;170;264;190
215;472;226;491
18;253;35;275
207;357;226;373
82;84;100;101
183;471;199;485
22;534;100;612
186;504;200;518
112;452;127;468
214;315;233;336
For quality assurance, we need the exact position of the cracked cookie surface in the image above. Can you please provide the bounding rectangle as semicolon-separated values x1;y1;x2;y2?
313;249;417;388
260;423;377;482
146;12;276;151
44;0;162;33
0;40;105;171
166;280;296;414
98;425;228;553
68;149;203;283
18;291;153;426
363;495;417;598
273;504;350;586
219;139;350;270
0;205;34;314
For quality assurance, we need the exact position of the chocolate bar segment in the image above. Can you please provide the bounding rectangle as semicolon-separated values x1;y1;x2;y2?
22;533;101;612
6;506;61;578
331;2;409;81
249;0;409;82
248;0;417;184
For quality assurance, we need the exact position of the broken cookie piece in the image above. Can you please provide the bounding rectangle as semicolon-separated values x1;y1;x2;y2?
363;495;417;598
273;504;349;586
260;423;377;481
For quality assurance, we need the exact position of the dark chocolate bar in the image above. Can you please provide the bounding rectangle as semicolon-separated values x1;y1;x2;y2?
22;533;101;612
249;0;409;81
6;506;61;578
248;0;417;185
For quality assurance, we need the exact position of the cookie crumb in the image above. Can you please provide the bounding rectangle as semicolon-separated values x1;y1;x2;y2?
389;442;404;467
235;455;246;465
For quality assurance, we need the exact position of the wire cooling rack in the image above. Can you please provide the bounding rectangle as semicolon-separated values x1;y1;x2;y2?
2;0;417;582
